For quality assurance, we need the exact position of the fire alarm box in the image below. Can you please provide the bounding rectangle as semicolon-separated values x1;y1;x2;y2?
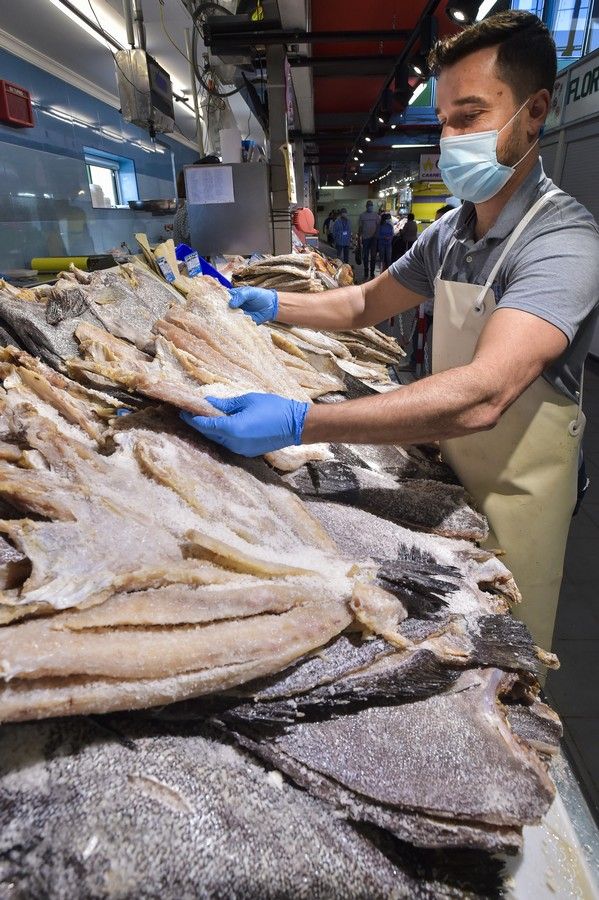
0;80;34;128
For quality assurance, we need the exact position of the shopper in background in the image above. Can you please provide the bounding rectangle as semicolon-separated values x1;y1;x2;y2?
377;212;394;272
357;200;380;281
400;212;418;250
322;209;337;245
332;208;351;263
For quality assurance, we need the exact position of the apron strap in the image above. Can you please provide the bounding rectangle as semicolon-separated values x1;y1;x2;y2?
482;189;562;292
436;234;458;281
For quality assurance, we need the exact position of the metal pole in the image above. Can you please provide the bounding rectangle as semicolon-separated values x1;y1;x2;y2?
133;0;146;51
266;45;292;254
122;0;135;48
185;27;204;157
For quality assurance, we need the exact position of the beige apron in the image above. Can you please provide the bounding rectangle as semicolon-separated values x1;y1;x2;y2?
432;190;585;651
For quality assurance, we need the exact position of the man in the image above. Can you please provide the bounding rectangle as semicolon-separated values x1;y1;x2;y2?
322;209;336;245
331;208;352;263
358;200;380;280
400;212;419;250
180;11;599;651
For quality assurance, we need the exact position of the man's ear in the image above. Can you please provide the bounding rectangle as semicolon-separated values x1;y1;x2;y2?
529;89;551;135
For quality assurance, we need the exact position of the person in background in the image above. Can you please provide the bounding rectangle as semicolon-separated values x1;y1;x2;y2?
377;212;394;272
322;209;337;245
332;208;352;263
357;200;380;281
400;212;418;250
173;154;221;247
435;204;454;220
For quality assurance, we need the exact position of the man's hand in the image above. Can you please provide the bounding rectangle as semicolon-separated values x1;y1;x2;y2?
180;393;309;457
229;286;278;325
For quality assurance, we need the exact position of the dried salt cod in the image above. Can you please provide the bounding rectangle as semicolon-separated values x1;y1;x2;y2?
0;365;400;720
67;281;338;470
0;262;180;369
229;668;554;854
0;717;502;900
283;461;488;542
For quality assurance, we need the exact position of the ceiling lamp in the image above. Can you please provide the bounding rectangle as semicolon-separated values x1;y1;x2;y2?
358;148;364;154
353;155;359;161
337;179;344;186
364;135;372;142
377;108;391;126
409;53;429;78
446;1;482;25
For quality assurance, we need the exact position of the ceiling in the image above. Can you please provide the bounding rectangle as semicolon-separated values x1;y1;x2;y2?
0;0;266;148
308;0;461;185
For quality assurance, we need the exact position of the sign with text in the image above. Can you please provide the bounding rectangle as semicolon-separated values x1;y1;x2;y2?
419;153;442;181
564;54;599;124
545;49;599;131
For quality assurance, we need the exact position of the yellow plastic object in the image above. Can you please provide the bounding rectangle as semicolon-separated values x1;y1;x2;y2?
31;257;90;272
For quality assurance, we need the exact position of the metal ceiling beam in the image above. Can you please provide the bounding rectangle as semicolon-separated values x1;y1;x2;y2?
205;26;411;49
289;55;402;76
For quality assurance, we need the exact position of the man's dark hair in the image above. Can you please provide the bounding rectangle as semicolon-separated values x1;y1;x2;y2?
436;204;454;218
407;212;415;220
428;11;557;101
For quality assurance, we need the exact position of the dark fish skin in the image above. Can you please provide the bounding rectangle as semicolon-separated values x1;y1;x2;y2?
233;729;521;859
505;702;563;755
1;717;435;900
223;648;461;730
236;670;554;843
283;463;488;542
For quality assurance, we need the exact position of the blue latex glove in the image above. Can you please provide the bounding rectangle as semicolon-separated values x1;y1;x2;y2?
180;393;308;457
229;286;278;325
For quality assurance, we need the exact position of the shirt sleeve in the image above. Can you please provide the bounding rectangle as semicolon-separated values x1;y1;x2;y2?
497;217;599;344
389;220;438;298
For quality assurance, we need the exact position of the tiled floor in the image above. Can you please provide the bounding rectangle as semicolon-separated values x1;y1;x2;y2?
546;355;599;820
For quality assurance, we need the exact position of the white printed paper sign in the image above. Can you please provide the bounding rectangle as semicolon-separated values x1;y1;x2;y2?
186;165;235;205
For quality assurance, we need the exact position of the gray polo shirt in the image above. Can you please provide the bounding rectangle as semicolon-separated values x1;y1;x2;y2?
390;159;599;402
359;210;380;240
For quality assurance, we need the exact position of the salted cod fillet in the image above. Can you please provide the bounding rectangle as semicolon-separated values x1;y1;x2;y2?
68;277;338;471
0;716;505;899
0;358;402;720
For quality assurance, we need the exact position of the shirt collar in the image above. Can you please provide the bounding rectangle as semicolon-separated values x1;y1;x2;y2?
453;157;547;243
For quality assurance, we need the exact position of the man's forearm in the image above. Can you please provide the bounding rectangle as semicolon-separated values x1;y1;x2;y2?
275;285;366;330
302;363;504;446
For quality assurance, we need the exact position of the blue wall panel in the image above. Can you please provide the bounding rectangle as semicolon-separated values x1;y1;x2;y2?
0;47;198;270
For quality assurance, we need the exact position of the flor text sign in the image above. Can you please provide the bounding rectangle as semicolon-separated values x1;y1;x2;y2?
546;49;599;130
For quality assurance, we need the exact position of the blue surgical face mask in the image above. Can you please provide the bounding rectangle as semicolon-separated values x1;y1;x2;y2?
438;99;538;204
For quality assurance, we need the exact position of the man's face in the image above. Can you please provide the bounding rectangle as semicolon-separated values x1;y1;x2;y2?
366;203;373;211
435;46;532;168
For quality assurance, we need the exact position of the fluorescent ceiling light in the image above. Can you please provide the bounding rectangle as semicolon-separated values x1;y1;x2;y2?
46;0;123;50
336;179;344;186
359;162;364;167
392;143;437;149
409;82;428;105
321;185;345;190
476;0;499;20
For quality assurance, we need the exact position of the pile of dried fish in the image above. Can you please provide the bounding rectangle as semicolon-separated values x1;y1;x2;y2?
269;321;405;388
233;253;325;292
0;246;565;895
0;348;396;720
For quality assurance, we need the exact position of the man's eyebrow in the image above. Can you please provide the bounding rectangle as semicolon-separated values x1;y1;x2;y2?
435;95;490;115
